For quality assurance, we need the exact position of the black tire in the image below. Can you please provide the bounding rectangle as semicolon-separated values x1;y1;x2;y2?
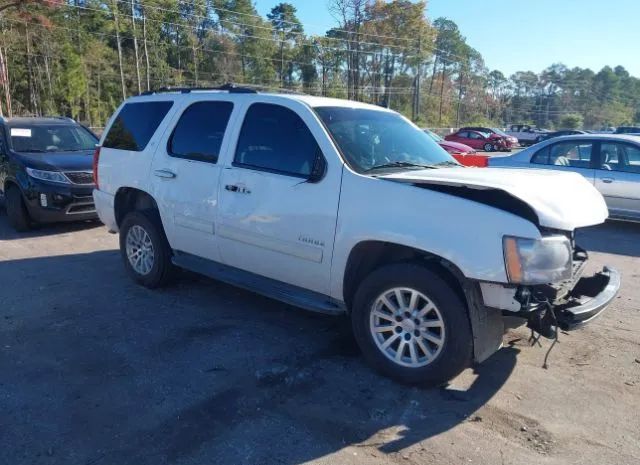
483;143;493;152
119;209;174;288
351;263;473;386
5;186;31;232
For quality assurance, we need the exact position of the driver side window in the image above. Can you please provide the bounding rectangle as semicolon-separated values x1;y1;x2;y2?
600;143;640;174
234;103;321;178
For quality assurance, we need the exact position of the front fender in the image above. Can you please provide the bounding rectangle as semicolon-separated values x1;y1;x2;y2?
330;170;541;300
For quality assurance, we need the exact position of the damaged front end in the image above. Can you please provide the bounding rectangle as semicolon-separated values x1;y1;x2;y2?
507;245;620;339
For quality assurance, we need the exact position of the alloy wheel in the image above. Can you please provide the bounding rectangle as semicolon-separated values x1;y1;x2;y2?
369;287;446;368
125;224;155;275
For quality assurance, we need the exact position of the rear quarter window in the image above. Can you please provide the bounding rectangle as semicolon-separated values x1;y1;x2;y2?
103;101;173;151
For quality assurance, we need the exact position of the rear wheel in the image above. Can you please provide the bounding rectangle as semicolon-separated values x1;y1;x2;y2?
119;209;174;288
5;186;31;232
351;263;473;386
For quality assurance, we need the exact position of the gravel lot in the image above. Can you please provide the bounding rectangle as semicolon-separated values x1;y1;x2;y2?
1;212;639;465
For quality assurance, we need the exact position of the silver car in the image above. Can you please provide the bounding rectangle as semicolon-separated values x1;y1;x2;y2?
489;134;640;221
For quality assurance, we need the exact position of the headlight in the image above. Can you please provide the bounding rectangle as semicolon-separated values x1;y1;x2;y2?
26;167;70;184
503;235;572;284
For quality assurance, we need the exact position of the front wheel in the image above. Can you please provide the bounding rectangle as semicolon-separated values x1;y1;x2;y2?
483;143;494;152
5;186;31;232
119;210;174;288
351;263;473;386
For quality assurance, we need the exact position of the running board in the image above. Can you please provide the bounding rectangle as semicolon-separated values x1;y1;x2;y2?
172;252;346;316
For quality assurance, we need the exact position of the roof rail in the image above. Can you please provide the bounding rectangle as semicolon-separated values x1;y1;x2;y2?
139;83;258;96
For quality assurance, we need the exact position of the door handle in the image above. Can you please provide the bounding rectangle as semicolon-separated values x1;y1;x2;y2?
225;184;251;194
602;178;614;184
154;169;176;179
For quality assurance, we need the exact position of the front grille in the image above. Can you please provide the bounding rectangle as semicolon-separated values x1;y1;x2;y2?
65;171;94;185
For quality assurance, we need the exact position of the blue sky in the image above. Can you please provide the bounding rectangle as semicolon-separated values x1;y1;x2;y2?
253;0;640;77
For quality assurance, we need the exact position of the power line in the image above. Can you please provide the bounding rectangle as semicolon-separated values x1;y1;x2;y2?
49;0;476;67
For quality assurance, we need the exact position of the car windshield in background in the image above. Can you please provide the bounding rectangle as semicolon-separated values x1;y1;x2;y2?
314;106;454;173
424;129;443;142
491;128;508;136
9;125;97;153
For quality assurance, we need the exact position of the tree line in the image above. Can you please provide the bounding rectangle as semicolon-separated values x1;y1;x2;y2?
1;0;639;130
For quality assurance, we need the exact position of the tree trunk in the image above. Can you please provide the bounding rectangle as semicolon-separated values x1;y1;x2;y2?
438;64;446;126
130;0;141;94
456;71;464;127
112;1;126;99
428;56;438;95
141;4;150;91
279;30;284;87
25;26;35;114
0;46;8;117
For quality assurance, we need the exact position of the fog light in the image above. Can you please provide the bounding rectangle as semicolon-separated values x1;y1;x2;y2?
39;193;48;207
52;194;64;202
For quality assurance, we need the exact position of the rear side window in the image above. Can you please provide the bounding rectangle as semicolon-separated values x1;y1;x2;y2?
234;103;320;178
531;146;549;164
103;101;173;151
169;101;233;163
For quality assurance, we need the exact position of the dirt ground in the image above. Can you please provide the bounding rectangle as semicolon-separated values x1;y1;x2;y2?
1;212;639;465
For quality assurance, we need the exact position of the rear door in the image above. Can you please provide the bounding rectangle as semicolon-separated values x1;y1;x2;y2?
449;131;470;146
594;141;640;219
216;100;342;295
99;100;175;195
466;131;486;149
529;139;596;183
149;97;236;261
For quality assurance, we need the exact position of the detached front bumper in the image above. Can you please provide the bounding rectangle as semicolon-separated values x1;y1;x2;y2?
554;267;620;330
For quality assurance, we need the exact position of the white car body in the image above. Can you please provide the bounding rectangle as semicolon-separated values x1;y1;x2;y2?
488;134;640;221
92;88;619;383
505;124;549;145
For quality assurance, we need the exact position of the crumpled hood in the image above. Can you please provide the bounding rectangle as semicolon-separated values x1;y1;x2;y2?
380;167;609;230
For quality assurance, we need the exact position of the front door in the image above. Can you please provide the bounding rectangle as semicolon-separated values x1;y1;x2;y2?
217;101;342;295
150;98;236;262
594;141;640;220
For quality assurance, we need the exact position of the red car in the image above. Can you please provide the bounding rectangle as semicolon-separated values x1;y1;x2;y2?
424;129;489;167
445;129;511;152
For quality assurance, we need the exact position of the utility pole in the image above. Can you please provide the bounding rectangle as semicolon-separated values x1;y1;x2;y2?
412;35;421;122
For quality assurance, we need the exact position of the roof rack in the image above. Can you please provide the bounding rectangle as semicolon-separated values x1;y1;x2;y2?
139;83;257;96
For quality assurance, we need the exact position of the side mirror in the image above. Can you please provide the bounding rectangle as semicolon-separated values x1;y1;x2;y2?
308;152;327;183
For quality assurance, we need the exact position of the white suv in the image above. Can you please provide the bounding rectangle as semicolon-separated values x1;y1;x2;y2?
93;85;620;385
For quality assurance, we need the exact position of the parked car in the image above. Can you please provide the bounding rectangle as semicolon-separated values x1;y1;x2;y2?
505;124;549;146
0;117;99;231
423;129;489;167
424;129;489;167
93;86;619;385
459;126;519;148
489;134;640;221
535;129;587;143
614;126;640;134
445;129;511;152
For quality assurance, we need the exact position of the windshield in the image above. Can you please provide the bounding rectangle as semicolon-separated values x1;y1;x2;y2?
424;129;443;142
491;128;508;136
9;124;97;153
314;107;454;173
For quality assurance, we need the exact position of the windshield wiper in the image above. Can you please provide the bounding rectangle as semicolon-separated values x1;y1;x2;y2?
434;160;461;167
363;161;437;173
